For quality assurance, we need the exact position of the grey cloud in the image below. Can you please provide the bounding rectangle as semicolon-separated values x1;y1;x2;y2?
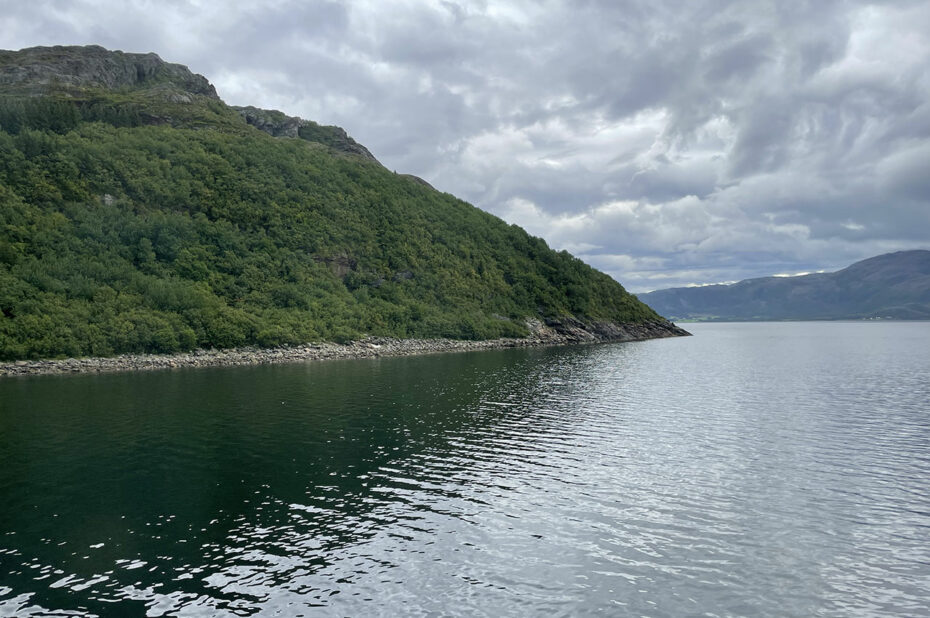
727;100;794;177
702;33;774;84
879;144;930;202
4;0;929;291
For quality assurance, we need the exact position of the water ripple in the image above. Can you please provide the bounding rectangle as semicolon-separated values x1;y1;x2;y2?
1;322;929;616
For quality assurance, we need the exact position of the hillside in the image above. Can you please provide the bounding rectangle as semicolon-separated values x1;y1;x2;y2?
639;251;930;321
0;45;683;361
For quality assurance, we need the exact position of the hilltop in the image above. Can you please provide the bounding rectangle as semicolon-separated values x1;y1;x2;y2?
0;45;684;361
639;250;930;321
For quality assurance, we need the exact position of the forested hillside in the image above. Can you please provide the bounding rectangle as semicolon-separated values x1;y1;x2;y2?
0;45;669;360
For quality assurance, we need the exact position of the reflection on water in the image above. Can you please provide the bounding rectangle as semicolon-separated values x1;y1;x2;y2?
1;322;929;616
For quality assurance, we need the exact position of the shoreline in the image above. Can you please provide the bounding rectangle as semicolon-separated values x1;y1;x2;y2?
0;319;689;378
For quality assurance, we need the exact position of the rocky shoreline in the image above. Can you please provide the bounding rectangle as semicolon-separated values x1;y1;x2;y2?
0;318;689;378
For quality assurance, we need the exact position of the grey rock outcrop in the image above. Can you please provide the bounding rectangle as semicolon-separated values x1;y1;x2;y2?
234;106;303;138
1;45;383;164
234;105;379;163
0;45;218;98
530;317;689;343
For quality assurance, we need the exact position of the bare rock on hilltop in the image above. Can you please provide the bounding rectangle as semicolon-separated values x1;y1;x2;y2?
0;45;218;98
233;105;380;163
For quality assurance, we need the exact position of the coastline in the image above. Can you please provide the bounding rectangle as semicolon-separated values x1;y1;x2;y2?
0;319;689;378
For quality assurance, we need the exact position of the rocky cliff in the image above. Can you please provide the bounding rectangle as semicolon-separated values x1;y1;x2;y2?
0;46;378;161
0;45;217;98
234;105;379;162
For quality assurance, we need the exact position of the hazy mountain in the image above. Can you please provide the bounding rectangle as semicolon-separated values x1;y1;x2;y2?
638;250;930;321
0;45;685;360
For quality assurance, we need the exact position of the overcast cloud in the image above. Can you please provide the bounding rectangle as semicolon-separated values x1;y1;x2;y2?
3;0;929;291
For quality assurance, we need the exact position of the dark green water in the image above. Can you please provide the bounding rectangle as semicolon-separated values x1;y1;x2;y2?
1;322;929;616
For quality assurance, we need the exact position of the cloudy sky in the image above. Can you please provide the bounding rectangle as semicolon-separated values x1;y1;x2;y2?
4;0;929;291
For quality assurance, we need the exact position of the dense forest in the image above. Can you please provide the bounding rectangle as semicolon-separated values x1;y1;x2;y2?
0;47;662;360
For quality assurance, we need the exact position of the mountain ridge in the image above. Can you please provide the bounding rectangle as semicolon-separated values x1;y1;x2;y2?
639;250;930;321
0;45;383;162
0;45;218;98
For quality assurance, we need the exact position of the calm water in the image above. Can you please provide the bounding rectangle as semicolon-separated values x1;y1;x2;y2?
1;322;929;617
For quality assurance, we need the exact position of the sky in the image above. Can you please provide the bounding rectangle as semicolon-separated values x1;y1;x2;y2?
3;0;929;292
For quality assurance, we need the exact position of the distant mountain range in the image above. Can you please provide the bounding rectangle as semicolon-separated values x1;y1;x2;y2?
638;250;930;321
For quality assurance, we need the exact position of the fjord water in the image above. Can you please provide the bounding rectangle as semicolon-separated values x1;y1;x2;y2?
1;323;929;617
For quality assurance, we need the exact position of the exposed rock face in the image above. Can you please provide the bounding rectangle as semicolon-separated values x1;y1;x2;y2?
312;253;358;278
234;105;379;163
234;106;302;138
0;45;218;98
1;45;383;163
529;317;690;343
